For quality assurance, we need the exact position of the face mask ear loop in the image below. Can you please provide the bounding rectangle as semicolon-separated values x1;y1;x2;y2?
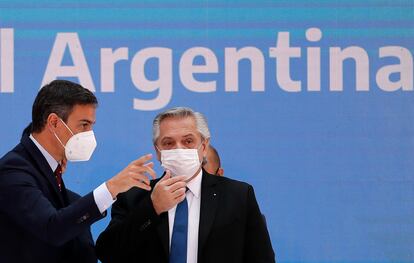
53;132;66;149
197;141;203;151
52;117;74;151
185;164;202;183
58;117;74;136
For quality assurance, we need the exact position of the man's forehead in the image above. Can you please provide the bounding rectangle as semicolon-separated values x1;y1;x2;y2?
159;116;199;136
68;104;96;122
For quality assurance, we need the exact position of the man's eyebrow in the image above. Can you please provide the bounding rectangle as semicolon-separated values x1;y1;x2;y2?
160;136;173;141
160;134;196;142
79;119;95;124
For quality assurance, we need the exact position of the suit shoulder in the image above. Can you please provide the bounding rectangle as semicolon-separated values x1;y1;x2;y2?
0;143;33;173
210;174;253;193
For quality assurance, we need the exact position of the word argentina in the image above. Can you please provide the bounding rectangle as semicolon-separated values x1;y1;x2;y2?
0;27;412;110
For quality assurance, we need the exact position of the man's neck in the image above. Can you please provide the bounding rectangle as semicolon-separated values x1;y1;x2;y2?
32;131;63;163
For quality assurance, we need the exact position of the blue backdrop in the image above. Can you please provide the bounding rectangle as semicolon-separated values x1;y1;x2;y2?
0;1;413;262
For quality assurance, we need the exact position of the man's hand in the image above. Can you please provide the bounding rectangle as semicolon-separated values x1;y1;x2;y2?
151;170;187;215
106;154;156;199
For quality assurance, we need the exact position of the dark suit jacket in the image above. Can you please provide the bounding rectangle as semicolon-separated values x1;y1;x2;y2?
96;171;275;263
0;134;104;263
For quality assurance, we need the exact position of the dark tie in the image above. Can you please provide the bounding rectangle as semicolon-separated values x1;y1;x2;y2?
54;164;62;191
169;196;188;263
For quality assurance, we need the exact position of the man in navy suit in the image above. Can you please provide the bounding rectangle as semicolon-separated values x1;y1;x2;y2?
0;80;156;263
96;107;275;263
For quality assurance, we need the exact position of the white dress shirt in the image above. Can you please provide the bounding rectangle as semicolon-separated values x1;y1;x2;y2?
29;134;114;213
168;169;202;263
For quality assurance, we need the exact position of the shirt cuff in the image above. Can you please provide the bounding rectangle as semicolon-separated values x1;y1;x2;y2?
93;182;116;214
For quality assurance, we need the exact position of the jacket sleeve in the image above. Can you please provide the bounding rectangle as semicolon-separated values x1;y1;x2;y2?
66;190;98;263
0;170;104;247
244;185;276;262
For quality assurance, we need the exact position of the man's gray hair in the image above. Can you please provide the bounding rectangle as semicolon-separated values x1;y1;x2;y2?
152;107;211;144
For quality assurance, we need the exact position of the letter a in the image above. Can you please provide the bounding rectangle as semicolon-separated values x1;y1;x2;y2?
41;33;95;91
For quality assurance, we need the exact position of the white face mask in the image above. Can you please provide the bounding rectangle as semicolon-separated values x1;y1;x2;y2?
160;148;202;180
53;118;97;162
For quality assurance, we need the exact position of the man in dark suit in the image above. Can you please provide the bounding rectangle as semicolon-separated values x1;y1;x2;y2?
96;107;275;263
0;80;156;263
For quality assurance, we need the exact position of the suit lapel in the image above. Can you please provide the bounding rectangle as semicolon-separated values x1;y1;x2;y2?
198;172;220;255
21;135;65;206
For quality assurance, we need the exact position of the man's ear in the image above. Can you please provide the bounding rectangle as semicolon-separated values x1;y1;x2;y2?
217;168;224;177
47;113;60;132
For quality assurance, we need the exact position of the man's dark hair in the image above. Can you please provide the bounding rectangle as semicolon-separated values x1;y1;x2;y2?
31;80;98;133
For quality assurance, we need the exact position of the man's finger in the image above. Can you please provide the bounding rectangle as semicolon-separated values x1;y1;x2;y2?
143;164;156;179
159;170;171;182
131;173;150;185
132;154;152;166
144;162;154;168
172;187;186;198
164;175;187;186
169;181;187;193
130;164;157;180
174;193;186;203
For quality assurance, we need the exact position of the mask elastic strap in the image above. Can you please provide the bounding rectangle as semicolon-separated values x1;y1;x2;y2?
185;165;202;183
58;118;74;136
53;132;66;149
52;117;74;150
197;142;204;150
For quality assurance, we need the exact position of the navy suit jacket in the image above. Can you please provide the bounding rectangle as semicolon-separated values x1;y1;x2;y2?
96;171;275;263
0;134;104;263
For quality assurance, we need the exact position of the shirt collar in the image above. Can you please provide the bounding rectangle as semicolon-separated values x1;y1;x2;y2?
29;134;59;172
186;167;202;199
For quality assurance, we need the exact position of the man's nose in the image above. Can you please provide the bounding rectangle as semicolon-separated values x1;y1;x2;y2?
174;143;186;149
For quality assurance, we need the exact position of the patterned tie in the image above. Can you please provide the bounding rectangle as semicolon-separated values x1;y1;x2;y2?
169;196;188;263
54;164;62;191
